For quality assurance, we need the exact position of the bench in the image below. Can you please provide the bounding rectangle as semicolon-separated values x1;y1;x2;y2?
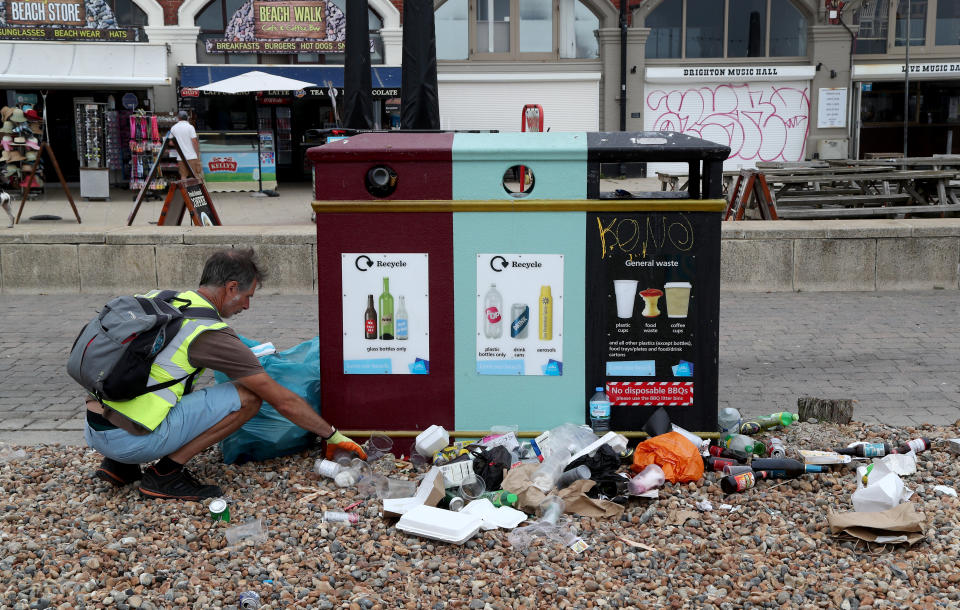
777;203;960;219
774;193;913;207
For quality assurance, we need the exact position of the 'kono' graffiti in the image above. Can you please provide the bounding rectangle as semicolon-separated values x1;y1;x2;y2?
645;83;810;166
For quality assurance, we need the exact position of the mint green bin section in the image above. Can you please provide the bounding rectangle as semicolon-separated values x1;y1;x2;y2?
453;212;586;431
451;132;588;200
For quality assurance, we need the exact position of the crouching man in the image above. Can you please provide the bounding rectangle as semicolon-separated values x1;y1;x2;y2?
84;248;365;501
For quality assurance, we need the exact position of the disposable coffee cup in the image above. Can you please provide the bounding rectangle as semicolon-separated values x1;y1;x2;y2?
613;280;639;319
664;282;692;318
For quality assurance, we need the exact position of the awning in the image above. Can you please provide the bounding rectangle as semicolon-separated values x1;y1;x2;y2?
180;65;401;97
0;42;169;87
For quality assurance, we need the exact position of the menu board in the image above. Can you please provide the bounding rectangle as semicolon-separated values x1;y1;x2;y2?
585;212;720;432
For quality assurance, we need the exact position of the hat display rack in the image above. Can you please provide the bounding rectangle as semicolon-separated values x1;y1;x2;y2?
13;92;81;224
0;104;44;194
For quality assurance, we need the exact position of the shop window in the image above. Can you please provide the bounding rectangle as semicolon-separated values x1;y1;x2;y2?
645;0;682;59
437;0;469;59
769;0;806;56
894;0;927;46
853;1;889;53
937;0;960;45
111;0;148;26
646;0;807;59
437;0;599;60
728;0;766;58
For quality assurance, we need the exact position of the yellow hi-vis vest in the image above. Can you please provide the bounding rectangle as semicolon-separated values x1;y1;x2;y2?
103;290;227;431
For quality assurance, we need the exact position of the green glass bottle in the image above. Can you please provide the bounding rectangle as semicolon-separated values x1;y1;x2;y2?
379;277;394;340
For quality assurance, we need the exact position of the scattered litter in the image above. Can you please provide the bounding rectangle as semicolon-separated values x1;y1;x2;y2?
224;518;268;546
668;510;699;526
875;451;917;476
798;449;851;465
933;485;957;497
617;537;657;552
461;498;527;530
947;439;960;455
696;500;713;512
853;461;913;513
397;505;482;545
719;504;736;511
0;445;26;462
827;503;925;546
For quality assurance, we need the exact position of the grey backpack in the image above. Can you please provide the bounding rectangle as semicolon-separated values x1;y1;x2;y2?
67;290;221;402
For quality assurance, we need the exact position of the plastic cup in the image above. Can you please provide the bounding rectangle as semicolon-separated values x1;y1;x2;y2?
664;282;692;318
376;477;418;499
458;477;486;502
332;448;355;467
366;433;394;461
224;518;267;546
537;496;566;526
613;280;639;319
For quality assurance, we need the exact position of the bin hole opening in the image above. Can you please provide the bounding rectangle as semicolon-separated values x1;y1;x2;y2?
365;165;399;198
503;165;535;198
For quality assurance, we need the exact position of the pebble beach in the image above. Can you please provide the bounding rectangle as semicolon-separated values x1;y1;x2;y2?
3;420;960;609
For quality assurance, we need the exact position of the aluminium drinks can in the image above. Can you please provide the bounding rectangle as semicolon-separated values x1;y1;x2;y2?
209;498;230;522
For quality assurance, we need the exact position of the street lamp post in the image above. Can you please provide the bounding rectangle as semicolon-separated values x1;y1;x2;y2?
903;0;911;157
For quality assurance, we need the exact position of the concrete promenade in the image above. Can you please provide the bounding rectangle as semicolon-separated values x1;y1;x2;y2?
1;180;959;445
2;290;958;446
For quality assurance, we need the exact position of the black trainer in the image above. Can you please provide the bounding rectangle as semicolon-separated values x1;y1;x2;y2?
138;465;223;501
94;457;143;487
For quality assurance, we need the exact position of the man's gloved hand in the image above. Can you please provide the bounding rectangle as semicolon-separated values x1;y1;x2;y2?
324;428;367;461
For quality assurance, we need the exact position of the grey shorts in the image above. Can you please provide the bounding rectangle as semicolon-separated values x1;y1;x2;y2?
85;383;241;464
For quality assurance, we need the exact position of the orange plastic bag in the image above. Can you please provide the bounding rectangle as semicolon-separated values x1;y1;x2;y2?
631;431;704;483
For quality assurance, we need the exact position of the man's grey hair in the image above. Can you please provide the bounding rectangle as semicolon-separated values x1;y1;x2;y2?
200;248;267;291
177;110;190;120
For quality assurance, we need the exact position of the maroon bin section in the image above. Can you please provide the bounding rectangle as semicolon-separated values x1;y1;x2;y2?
316;212;455;452
308;132;454;201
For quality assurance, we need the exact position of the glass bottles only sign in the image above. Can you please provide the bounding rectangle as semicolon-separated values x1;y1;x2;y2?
341;253;429;374
476;253;564;376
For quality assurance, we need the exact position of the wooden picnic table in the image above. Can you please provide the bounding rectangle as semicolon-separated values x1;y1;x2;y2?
827;156;960;169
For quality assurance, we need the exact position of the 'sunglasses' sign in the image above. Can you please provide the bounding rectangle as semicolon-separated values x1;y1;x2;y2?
6;0;84;25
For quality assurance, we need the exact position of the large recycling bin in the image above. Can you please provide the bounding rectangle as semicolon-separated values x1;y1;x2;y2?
308;131;729;435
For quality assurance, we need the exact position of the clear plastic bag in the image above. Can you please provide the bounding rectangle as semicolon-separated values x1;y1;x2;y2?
224;518;268;546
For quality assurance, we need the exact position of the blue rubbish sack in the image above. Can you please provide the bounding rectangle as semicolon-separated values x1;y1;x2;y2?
214;335;321;465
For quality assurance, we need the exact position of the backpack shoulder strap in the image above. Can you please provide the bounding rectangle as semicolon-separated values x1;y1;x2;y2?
160;290;223;321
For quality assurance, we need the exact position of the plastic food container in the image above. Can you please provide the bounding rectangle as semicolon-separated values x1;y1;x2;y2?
415;425;450;457
397;505;482;545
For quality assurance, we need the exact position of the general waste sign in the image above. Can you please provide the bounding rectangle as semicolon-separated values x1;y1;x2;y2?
7;0;84;25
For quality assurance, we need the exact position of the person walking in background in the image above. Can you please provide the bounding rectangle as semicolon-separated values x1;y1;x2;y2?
169;110;203;182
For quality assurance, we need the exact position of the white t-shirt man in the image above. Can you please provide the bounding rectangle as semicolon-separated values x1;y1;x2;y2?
170;118;198;161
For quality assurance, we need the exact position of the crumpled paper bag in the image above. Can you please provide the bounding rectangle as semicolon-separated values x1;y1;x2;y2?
827;503;925;546
852;461;913;513
874;451;917;476
501;463;625;519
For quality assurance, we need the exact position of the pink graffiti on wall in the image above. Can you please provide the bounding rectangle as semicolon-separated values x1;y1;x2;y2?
645;83;810;164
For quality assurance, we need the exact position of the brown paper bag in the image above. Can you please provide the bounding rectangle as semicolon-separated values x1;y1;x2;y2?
826;502;926;546
501;463;624;519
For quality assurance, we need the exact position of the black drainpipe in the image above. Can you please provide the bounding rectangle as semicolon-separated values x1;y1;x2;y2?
619;0;627;132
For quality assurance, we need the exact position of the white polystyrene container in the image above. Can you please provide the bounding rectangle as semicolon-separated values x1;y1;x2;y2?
415;425;449;457
397;505;482;544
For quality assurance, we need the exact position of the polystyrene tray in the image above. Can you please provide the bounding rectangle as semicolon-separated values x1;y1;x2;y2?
397;505;482;545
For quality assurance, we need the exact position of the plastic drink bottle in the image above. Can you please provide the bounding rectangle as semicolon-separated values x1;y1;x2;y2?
723;433;766;456
717;408;741;434
589;387;611;435
478;490;519;507
395;296;408;340
739;412;799;434
628;464;665;494
483;284;503;339
531;447;572;492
